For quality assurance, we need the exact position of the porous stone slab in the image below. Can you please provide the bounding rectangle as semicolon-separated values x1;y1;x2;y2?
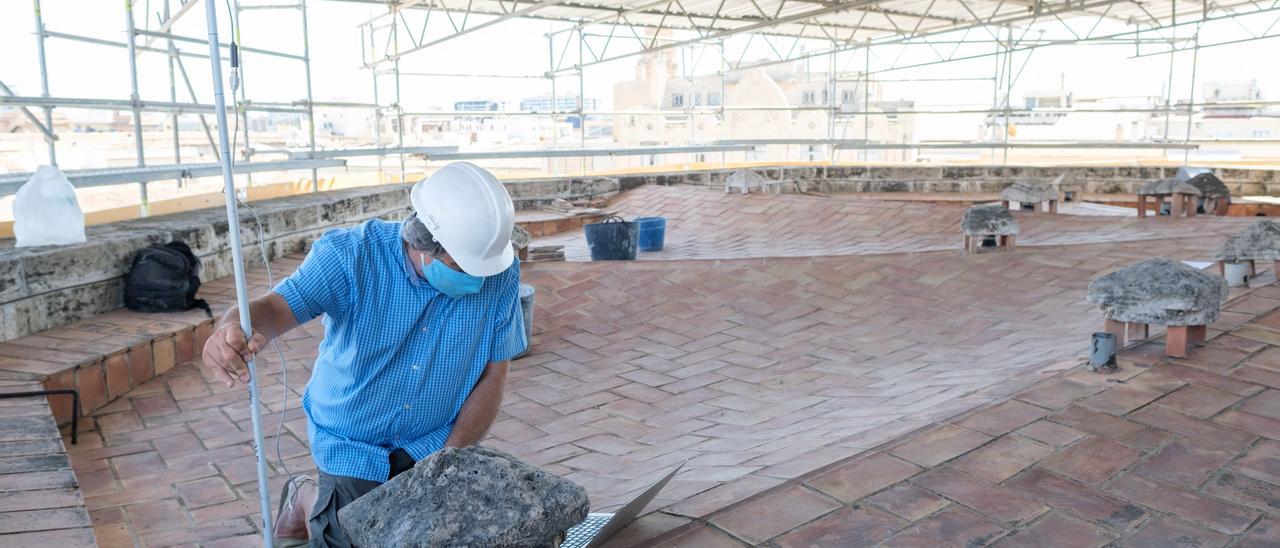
1137;179;1202;196
1000;181;1058;204
338;446;590;548
1175;166;1214;182
725;170;768;194
511;225;532;251
1186;173;1231;199
1216;220;1280;262
1086;257;1228;326
962;205;1019;236
1051;171;1085;195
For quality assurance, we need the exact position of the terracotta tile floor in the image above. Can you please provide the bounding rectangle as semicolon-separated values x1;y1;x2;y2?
62;190;1266;546
538;185;1249;261
657;286;1280;547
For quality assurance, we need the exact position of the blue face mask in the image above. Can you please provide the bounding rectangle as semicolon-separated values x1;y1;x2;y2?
423;256;484;298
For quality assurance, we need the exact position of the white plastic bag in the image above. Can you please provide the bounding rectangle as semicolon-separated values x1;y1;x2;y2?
13;165;87;247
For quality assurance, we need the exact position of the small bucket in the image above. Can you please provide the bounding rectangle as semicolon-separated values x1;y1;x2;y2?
583;216;638;261
635;216;667;252
1089;332;1117;371
514;283;535;359
1224;262;1250;287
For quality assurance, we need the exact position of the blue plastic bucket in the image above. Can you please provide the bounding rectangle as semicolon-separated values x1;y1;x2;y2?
583;217;638;261
514;283;535;359
635;216;667;252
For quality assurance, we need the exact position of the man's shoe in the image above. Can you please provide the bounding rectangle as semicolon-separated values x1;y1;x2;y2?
274;475;318;546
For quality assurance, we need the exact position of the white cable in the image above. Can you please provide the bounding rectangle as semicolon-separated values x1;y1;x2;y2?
236;197;296;479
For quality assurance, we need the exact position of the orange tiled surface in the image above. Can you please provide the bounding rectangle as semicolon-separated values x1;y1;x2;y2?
536;185;1251;261
654;287;1280;547
11;187;1271;546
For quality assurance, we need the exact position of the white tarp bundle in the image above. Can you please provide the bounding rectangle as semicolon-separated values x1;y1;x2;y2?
14;165;87;247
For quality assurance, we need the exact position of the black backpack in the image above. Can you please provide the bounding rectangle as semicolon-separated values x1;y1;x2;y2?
124;241;212;317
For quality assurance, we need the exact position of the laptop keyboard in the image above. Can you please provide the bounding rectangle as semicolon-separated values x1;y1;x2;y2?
561;514;611;548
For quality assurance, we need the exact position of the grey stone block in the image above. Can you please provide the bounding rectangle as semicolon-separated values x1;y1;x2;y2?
1138;179;1201;196
962;205;1019;236
1086;257;1227;326
725;170;767;194
1216;220;1280;261
1000;181;1058;204
1051;172;1086;194
1187;173;1231;199
338;446;589;548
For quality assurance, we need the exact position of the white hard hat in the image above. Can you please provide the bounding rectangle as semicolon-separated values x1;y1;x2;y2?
409;162;515;277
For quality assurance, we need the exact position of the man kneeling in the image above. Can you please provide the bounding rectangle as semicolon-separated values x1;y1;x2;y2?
202;163;526;547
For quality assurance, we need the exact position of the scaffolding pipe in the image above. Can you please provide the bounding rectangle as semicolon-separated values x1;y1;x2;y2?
369;24;385;181
135;29;308;61
234;0;253;173
125;1;149;217
170;44;223;155
548;32;557;172
1163;0;1177;146
1183;28;1201;164
392;14;406;180
43;29;211;59
719;39;727;168
1003;25;1013;166
301;0;319;191
32;0;57;165
165;1;182;187
0;81;57;142
827;45;836;164
203;1;275;545
863;45;870;162
578;29;586;170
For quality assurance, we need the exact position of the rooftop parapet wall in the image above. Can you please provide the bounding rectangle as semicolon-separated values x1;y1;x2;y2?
0;185;413;341
0;175;629;341
609;165;1280;195
1;164;1277;341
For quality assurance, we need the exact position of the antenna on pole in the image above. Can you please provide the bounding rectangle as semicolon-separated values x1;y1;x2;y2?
203;1;275;545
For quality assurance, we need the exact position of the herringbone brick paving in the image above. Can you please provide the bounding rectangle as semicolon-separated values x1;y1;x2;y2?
542;185;1251;261
653;286;1280;547
57;189;1264;546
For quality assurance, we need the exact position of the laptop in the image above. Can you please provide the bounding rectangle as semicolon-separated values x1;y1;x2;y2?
561;461;686;548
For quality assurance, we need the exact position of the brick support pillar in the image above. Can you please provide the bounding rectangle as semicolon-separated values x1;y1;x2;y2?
1167;326;1190;358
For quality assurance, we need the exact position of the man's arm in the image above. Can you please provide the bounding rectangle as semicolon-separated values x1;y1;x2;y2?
202;292;299;388
444;360;510;448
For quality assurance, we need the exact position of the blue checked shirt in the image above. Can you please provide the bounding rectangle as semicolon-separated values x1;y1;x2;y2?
273;219;526;482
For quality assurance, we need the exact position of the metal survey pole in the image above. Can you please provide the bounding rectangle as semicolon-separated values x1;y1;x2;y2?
204;1;274;544
301;0;318;191
32;0;57;165
125;1;149;217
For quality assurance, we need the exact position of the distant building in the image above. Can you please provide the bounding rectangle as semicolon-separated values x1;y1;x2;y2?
520;95;600;113
610;48;915;161
454;100;499;112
